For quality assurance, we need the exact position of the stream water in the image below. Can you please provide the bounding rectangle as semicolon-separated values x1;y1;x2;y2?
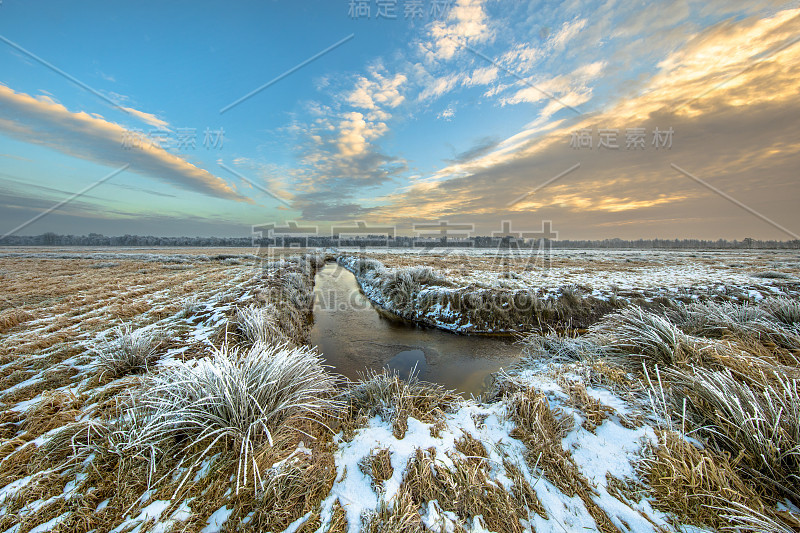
309;263;522;395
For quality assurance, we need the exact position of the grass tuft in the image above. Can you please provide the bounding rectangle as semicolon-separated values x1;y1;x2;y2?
641;430;774;530
109;341;339;495
760;296;800;328
591;306;697;367
93;325;167;380
343;368;460;429
668;366;800;504
519;332;604;363
359;447;394;493
234;304;290;346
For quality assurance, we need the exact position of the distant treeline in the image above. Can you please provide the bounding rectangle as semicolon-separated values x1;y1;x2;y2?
1;232;798;249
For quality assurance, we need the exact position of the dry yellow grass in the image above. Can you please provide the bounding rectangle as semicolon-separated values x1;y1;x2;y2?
401;447;527;533
559;378;614;431
640;430;775;531
504;385;619;532
453;432;488;465
365;485;425;532
22;389;83;438
359;447;394;493
0;307;35;333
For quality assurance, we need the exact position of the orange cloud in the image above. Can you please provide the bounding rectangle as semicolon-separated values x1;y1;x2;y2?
0;85;250;203
371;8;800;238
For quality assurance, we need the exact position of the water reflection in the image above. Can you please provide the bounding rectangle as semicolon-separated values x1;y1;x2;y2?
386;349;427;380
310;263;521;395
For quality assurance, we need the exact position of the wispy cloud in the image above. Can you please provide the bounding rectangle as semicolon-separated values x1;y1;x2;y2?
120;106;169;129
0;84;250;202
424;0;493;61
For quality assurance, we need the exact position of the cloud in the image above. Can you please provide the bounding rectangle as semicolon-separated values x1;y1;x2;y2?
437;103;456;121
548;18;587;50
426;0;493;61
347;71;406;110
500;60;606;107
499;43;542;73
0;85;249;202
419;72;462;101
337;111;389;157
285;104;406;221
367;8;800;239
445;136;499;163
120;106;170;129
463;65;498;86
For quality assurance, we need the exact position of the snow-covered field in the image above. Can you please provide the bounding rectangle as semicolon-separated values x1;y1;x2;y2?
362;248;800;299
0;247;798;532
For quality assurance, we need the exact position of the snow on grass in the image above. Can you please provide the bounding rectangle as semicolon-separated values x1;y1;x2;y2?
315;364;671;533
202;505;234;533
109;500;172;533
4;248;796;531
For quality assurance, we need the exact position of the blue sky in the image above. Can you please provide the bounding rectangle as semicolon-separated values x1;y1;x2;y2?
1;0;798;238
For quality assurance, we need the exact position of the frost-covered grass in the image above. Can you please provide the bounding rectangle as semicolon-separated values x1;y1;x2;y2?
339;255;618;333
762;296;800;328
674;299;800;354
2;249;800;532
339;250;800;335
518;332;605;363
590;306;698;367
110;341;339;495
668;366;800;500
92;325;167;380
235;304;289;345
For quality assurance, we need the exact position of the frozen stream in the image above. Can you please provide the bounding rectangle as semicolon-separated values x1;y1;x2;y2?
310;262;521;395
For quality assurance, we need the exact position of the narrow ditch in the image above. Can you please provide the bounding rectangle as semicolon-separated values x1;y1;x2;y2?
309;262;521;395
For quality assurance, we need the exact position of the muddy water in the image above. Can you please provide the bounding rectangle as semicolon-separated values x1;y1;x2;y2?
309;263;522;395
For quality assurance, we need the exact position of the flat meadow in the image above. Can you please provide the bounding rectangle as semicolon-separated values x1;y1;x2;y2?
1;246;799;532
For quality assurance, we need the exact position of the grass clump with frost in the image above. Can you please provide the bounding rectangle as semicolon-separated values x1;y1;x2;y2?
590;306;697;368
234;304;293;346
761;296;800;329
110;341;339;494
668;366;800;503
519;332;605;363
343;368;459;439
675;300;800;353
640;430;771;531
93;325;167;380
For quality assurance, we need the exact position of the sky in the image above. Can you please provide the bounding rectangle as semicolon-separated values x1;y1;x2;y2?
0;0;798;240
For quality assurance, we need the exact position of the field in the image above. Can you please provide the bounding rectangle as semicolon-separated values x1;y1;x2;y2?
1;247;799;532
